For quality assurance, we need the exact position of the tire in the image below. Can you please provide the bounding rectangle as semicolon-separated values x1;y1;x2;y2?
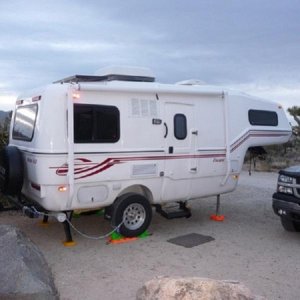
112;193;152;237
0;146;24;195
280;217;300;232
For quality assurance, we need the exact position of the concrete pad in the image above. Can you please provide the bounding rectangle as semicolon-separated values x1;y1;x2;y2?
0;172;300;300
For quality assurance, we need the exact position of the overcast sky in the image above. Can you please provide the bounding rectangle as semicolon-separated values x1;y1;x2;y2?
0;0;299;113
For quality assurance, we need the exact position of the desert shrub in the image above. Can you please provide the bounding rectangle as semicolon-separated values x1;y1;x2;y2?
0;112;11;150
244;134;300;172
0;113;11;210
0;129;9;150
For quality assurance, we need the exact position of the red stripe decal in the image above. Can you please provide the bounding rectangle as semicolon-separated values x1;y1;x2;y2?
51;130;290;179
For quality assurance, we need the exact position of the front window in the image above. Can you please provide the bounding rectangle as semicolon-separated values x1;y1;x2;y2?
248;109;278;126
12;104;38;141
74;104;120;143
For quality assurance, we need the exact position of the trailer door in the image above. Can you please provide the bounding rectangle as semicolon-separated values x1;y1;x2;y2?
161;101;196;201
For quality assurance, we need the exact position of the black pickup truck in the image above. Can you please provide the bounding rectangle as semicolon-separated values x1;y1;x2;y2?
273;165;300;232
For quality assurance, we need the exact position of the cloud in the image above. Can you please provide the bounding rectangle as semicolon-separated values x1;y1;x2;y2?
0;0;300;111
0;94;17;111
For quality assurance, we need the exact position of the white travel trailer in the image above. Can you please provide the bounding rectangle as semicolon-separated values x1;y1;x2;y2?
0;67;292;242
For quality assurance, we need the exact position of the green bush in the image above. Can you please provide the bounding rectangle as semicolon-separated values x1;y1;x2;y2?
0;130;9;150
0;113;11;210
0;112;11;150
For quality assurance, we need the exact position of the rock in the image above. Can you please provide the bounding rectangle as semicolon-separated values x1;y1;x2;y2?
136;276;265;300
0;224;58;299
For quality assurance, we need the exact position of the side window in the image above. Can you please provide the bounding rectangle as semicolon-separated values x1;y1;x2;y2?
174;114;187;140
248;109;278;126
74;104;120;143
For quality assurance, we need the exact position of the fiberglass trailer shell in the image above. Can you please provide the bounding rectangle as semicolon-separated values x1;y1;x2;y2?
2;68;292;238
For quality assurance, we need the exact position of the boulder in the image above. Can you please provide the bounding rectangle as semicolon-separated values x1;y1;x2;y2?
0;224;58;299
136;276;265;300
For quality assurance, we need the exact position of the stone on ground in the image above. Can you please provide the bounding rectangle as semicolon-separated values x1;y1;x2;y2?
0;224;58;299
136;276;265;300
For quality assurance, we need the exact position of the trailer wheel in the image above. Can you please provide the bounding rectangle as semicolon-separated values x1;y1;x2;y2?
280;217;300;232
112;193;152;237
0;146;24;195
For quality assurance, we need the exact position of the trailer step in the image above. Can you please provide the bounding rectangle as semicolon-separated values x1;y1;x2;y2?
155;202;191;219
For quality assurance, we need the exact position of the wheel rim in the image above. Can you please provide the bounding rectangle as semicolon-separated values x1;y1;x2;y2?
123;203;146;230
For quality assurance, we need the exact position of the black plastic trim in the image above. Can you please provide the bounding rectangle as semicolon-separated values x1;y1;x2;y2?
272;198;300;221
272;192;300;204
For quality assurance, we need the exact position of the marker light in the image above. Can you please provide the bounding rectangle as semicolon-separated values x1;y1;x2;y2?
16;100;24;105
32;95;42;102
72;92;80;99
58;186;68;192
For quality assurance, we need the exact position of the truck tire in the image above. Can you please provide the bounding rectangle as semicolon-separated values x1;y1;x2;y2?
112;193;152;237
280;217;300;232
0;146;24;195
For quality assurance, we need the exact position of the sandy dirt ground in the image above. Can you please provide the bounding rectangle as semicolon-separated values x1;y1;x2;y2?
1;171;300;300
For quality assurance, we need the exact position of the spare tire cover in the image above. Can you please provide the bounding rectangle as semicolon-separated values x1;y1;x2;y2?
0;146;24;195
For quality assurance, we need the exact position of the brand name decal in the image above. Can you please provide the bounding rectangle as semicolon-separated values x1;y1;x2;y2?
213;158;225;163
27;157;37;164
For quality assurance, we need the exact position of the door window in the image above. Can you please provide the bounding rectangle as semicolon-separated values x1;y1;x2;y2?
174;114;187;140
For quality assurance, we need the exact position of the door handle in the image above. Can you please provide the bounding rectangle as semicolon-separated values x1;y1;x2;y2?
190;167;197;172
164;122;168;138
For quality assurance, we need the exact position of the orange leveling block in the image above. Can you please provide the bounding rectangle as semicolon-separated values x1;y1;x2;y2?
38;215;50;227
107;231;150;245
210;195;225;222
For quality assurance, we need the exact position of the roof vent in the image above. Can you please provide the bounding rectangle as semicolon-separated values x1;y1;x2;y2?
176;79;206;86
54;66;155;84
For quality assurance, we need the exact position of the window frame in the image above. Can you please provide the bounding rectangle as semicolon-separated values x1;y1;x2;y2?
74;103;120;144
174;113;187;140
12;104;38;142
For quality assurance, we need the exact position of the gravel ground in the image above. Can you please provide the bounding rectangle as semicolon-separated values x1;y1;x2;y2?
1;171;300;300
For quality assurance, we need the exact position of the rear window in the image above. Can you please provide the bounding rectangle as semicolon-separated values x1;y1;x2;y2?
12;104;38;141
74;104;120;143
248;109;278;126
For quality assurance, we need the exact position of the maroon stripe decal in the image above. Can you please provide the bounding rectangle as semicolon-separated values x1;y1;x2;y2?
75;154;226;179
51;130;290;179
52;153;226;179
230;131;290;152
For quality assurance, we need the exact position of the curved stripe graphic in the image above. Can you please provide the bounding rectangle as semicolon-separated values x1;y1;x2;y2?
51;129;291;180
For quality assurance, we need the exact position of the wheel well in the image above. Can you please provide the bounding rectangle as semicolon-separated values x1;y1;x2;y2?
117;185;154;204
